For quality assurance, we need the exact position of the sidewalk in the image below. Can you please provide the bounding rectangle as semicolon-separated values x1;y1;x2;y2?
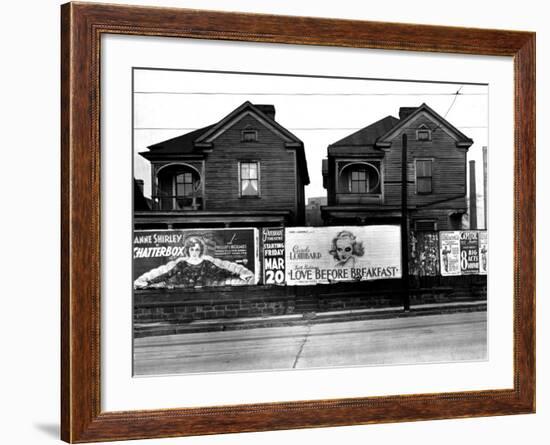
134;299;487;338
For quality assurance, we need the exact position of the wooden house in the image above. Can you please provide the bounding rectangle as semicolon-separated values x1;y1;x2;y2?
321;103;473;231
136;101;309;228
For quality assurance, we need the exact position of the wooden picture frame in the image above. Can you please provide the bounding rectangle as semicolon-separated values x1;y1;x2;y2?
61;2;535;442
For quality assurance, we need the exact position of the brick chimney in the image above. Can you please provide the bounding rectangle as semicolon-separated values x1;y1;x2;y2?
255;104;276;120
399;107;417;121
469;160;478;229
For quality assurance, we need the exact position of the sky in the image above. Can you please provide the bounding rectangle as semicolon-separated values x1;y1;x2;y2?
133;68;488;226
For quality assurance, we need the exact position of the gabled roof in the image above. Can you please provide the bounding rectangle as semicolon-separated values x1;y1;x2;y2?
193;101;301;147
330;115;400;148
143;125;215;157
328;103;473;156
376;103;473;147
140;101;309;184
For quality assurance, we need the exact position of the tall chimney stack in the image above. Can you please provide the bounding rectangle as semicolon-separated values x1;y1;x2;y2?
483;146;488;230
469;160;477;230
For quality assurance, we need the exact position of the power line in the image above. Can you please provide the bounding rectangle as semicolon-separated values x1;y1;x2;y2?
429;86;464;136
135;125;487;131
444;86;464;118
134;66;488;86
134;91;486;96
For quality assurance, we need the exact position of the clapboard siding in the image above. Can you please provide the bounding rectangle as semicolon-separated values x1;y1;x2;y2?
383;114;467;208
410;207;464;231
324;111;470;230
204;114;301;223
296;168;306;223
326;122;467;209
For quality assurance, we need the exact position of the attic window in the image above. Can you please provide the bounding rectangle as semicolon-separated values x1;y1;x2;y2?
242;130;258;142
416;126;431;141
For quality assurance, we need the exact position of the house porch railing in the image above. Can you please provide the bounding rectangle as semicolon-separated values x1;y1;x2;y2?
152;195;203;211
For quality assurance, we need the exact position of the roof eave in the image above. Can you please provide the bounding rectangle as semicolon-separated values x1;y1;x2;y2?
285;141;301;148
194;142;213;149
456;140;474;150
374;141;392;149
139;151;206;161
194;101;303;147
378;103;474;144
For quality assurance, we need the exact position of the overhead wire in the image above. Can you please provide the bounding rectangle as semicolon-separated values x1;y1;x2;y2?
134;91;485;96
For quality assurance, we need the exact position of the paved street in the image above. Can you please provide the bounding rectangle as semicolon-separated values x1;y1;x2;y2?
134;311;487;376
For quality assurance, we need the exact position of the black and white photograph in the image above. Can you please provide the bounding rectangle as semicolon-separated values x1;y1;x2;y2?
3;0;545;443
132;68;488;376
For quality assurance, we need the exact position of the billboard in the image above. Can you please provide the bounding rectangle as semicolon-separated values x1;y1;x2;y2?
133;228;259;289
460;231;480;274
285;225;401;285
439;231;461;276
409;231;440;276
262;228;285;285
440;230;487;276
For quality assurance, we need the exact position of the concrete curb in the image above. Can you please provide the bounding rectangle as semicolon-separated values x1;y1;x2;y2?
134;300;487;338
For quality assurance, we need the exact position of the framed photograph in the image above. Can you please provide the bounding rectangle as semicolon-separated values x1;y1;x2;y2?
61;2;535;442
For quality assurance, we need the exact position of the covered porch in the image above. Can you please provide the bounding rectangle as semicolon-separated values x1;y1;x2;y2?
134;210;292;229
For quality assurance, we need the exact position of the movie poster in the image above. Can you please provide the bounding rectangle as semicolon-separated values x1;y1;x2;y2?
460;231;480;275
478;231;488;275
284;225;401;285
133;228;259;288
409;231;440;276
262;228;285;285
439;231;461;276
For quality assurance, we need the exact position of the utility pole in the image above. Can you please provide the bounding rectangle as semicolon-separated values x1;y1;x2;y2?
469;160;477;230
483;146;488;230
401;134;410;311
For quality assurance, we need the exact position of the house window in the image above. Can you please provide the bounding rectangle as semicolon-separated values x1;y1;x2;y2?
338;162;381;194
242;129;258;142
416;159;433;194
240;161;259;196
350;169;367;193
416;127;431;141
175;172;194;198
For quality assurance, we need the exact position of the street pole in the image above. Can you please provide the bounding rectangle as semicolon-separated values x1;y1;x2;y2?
401;133;410;311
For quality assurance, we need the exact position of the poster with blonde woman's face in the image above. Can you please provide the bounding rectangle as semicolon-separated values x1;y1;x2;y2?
285;226;402;286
